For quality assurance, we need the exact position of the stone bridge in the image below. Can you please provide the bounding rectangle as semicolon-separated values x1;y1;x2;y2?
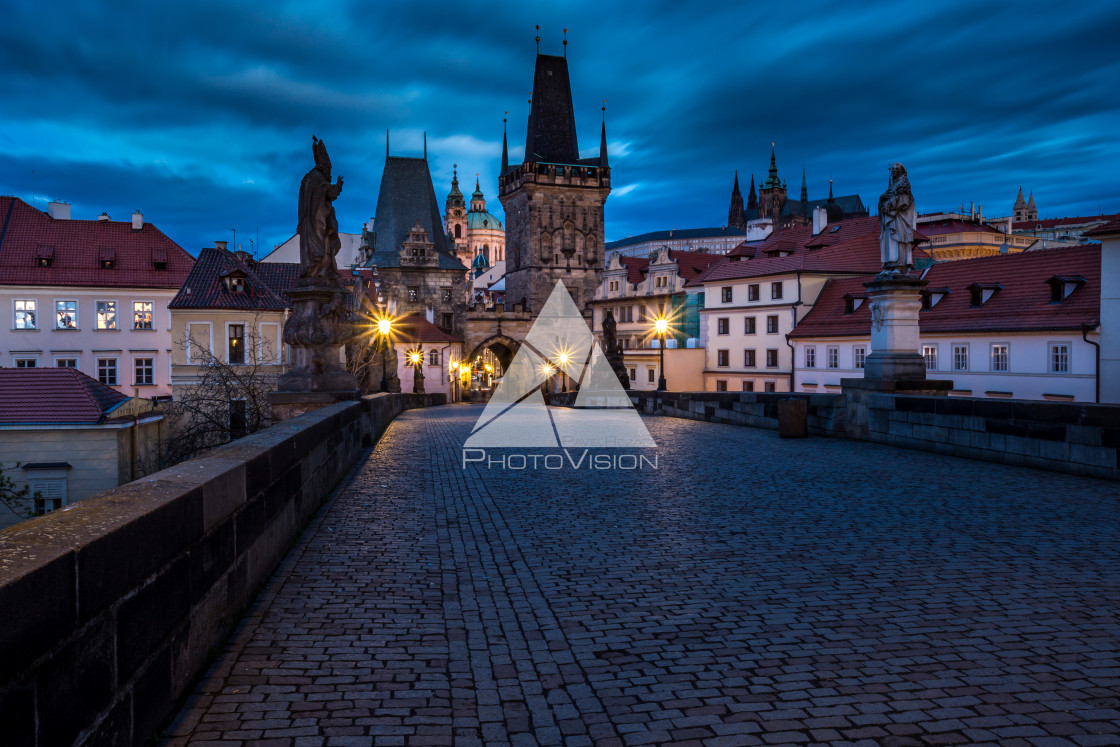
2;397;1120;746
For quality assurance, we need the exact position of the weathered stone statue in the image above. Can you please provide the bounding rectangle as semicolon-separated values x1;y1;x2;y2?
601;309;630;389
878;163;916;272
298;136;344;283
272;137;359;416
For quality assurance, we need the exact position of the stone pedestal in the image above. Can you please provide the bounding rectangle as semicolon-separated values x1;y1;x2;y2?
270;284;359;422
863;273;927;381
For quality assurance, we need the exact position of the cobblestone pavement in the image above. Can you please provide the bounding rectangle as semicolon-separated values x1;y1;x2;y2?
164;404;1120;747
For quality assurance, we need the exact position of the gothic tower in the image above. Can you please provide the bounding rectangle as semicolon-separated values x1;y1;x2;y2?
728;171;745;231
444;166;468;266
1013;187;1027;222
747;174;757;211
757;145;787;222
498;48;610;317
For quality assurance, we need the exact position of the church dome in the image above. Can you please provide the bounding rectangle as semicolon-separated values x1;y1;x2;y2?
467;211;503;230
471;251;490;275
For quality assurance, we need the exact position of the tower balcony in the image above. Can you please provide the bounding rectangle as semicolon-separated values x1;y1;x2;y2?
499;162;611;195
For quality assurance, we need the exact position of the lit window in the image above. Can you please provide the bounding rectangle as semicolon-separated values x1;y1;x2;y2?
1050;343;1069;373
135;357;154;385
854;346;867;369
96;301;118;330
98;358;118;386
55;300;78;329
991;344;1009;372
133;301;154;330
229;324;245;364
923;345;938;371
15;300;37;329
804;346;816;369
952;344;969;371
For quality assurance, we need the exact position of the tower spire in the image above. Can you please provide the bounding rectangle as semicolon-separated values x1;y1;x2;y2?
747;174;757;210
599;100;609;168
732;170;741;195
501;113;509;174
765;143;780;189
535;25;540;55
800;167;808;203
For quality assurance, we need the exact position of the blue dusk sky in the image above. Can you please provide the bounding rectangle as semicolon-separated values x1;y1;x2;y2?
1;1;1118;255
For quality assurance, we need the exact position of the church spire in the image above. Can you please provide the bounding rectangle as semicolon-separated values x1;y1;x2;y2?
800;167;808;203
728;171;745;231
747;174;757;210
764;144;780;189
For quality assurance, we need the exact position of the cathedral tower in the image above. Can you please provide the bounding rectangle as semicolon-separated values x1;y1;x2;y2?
757;145;787;222
498;47;610;317
728;172;745;231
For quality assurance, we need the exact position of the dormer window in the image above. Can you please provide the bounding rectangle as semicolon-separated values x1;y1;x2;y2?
223;272;247;293
1046;275;1087;303
967;283;1002;307
35;245;54;267
921;288;950;310
843;294;867;314
99;247;115;269
151;247;168;270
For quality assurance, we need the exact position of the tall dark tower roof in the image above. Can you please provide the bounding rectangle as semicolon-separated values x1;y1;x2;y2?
747;174;757;210
524;54;580;165
369;156;464;270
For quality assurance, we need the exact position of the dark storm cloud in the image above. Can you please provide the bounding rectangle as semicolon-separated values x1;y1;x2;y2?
1;0;1117;252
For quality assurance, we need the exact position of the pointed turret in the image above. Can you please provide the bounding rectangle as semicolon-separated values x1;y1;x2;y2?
1026;190;1037;221
501;117;509;174
800;168;808;203
1014;186;1026;210
599;106;609;168
747;174;757;210
446;166;465;211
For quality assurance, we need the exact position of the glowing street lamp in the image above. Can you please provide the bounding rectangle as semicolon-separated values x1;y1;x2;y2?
653;316;669;391
408;347;425;393
374;315;394;392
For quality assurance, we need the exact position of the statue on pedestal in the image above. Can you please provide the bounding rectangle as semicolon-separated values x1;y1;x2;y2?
274;136;359;400
878;163;916;272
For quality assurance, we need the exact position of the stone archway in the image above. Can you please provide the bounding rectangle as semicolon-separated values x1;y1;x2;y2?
465;334;520;371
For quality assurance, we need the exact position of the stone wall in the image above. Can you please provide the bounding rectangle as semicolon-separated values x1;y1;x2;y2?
0;392;444;747
627;391;846;437
861;394;1120;480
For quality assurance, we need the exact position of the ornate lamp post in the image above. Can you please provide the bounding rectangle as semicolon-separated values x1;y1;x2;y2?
376;316;392;392
556;351;570;393
654;317;668;391
408;348;425;393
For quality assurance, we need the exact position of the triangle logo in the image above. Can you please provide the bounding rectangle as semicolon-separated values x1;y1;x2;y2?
465;280;656;449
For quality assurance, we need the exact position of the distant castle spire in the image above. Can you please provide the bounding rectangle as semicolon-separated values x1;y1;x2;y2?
764;144;781;189
1026;190;1037;221
800;167;808;203
728;171;745;231
747;174;757;210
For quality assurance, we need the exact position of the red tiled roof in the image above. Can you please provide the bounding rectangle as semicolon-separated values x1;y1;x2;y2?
1013;213;1119;231
394;314;461;343
0;368;130;424
789;245;1101;338
1085;218;1120;237
917;219;1003;236
169;248;298;310
0;196;194;288
690;216;929;285
619;256;649;285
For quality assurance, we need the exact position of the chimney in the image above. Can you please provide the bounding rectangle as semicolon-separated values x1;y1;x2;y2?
98;212;111;222
47;201;71;220
215;240;228;251
131;210;144;231
812;206;828;236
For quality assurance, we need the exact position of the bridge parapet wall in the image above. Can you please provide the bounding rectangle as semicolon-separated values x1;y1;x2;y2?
0;392;444;747
623;390;1119;481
